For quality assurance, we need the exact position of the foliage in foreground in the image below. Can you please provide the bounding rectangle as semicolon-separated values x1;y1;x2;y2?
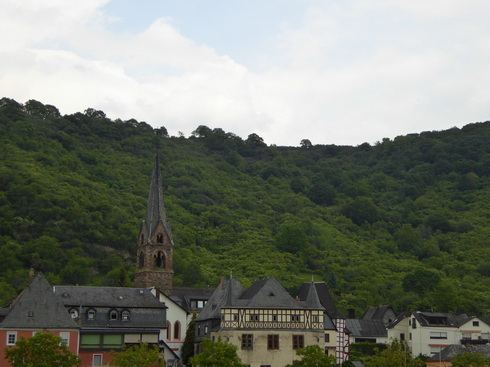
110;343;160;367
285;345;336;367
451;352;490;367
5;332;80;367
189;338;246;367
363;340;425;367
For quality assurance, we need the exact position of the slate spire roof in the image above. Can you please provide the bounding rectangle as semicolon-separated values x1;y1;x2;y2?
302;281;325;310
0;272;78;329
297;282;342;318
144;153;172;243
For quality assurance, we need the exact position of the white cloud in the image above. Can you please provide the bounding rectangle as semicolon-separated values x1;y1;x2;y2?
1;0;490;146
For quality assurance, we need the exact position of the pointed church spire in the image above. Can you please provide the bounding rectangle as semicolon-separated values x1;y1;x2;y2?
134;153;174;294
145;153;167;241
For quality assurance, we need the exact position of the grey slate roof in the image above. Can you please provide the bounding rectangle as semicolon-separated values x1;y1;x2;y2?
346;319;388;338
238;277;303;309
197;276;313;322
297;282;342;318
362;305;391;320
196;278;243;321
170;286;216;312
144;153;172;243
300;282;325;310
55;286;166;308
0;273;78;329
426;344;490;362
388;311;472;329
54;285;167;329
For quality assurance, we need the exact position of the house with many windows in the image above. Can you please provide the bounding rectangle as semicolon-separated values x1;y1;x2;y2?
194;276;338;367
0;272;168;367
387;311;490;357
53;284;168;367
0;273;80;367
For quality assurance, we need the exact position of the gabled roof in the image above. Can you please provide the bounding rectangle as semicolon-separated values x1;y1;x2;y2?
297;282;341;317
238;277;302;309
171;286;216;312
0;273;78;329
346;319;388;338
54;286;166;309
427;344;490;362
361;305;393;320
196;278;243;321
388;311;472;329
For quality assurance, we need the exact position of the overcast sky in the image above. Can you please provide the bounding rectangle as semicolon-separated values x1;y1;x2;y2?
1;0;490;146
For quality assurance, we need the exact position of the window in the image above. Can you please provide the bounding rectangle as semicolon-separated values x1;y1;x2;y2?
81;334;101;348
139;251;145;268
312;315;320;322
60;332;70;346
242;334;253;350
430;332;447;339
204;326;208;335
291;315;300;322
7;331;17;346
122;310;130;321
400;333;405;341
70;309;78;319
87;309;96;320
191;300;206;309
154;251;165;268
412;318;417;329
325;333;330;343
267;335;279;350
272;315;278;321
109;310;118;321
250;314;259;321
293;335;304;349
474;321;480;327
93;354;103;366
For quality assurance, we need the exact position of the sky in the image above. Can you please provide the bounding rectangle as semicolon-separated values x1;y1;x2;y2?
1;1;490;146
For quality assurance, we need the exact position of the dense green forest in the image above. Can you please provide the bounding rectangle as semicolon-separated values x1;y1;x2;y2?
1;97;490;319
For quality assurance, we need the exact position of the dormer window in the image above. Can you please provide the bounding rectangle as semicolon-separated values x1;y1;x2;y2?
87;309;96;320
109;310;118;321
70;309;79;319
122;310;130;321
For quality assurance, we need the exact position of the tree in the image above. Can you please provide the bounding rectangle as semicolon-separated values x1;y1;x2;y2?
451;352;490;367
341;197;378;225
275;222;308;254
300;139;312;149
402;267;442;296
182;313;197;366
285;345;336;367
5;332;81;367
364;340;424;367
110;343;160;367
190;338;246;367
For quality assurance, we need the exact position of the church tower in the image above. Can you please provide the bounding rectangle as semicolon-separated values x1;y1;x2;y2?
134;154;174;295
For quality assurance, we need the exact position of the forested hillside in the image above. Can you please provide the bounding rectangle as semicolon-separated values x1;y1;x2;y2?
1;97;490;318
